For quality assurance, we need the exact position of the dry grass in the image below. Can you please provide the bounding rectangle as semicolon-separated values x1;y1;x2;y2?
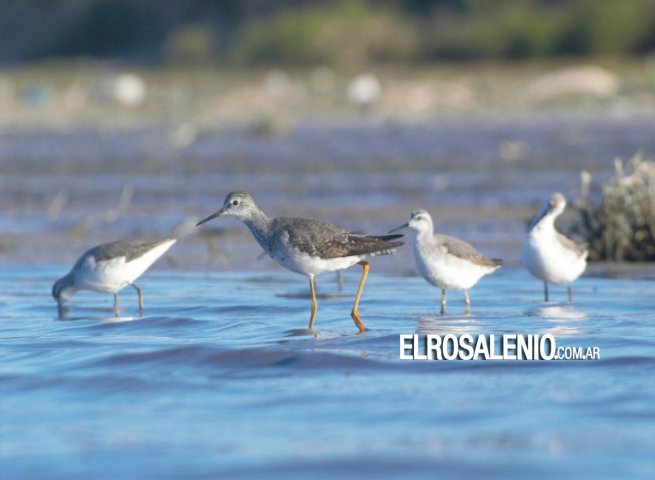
572;153;655;261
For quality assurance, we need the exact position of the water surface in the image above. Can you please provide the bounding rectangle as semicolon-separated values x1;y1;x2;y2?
1;266;654;478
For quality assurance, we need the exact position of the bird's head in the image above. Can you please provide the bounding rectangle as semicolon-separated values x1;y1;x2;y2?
196;192;258;226
529;192;567;230
52;274;76;305
390;209;433;234
547;192;567;215
408;209;434;233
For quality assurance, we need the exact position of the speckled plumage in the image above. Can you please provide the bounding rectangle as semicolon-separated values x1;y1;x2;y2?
266;217;403;259
209;194;404;275
197;191;403;332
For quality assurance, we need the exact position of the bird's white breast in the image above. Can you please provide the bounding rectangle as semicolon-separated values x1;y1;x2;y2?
74;255;130;293
74;240;176;293
259;229;361;276
523;226;586;284
413;238;497;290
272;245;362;276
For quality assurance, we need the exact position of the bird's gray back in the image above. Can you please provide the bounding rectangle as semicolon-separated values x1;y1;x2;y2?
555;231;588;258
271;217;402;259
435;234;502;267
77;239;173;267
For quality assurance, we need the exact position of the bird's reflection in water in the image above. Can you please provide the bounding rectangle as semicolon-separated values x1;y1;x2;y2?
525;303;587;320
277;291;345;300
284;328;320;338
57;305;142;323
415;314;482;336
525;303;588;336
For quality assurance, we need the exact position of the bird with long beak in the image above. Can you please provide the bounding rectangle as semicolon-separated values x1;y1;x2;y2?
196;192;403;332
52;238;176;313
391;209;501;315
523;192;588;302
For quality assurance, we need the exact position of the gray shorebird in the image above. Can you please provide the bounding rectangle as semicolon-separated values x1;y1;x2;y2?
523;192;588;302
391;209;501;315
52;238;176;312
196;192;403;332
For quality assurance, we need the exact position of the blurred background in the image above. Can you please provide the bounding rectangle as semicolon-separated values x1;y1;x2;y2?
1;0;655;270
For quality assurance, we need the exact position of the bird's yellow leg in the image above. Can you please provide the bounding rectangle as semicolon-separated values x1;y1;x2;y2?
350;261;369;333
308;274;318;330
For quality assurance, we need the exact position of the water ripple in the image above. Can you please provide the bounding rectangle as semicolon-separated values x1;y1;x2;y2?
1;268;654;478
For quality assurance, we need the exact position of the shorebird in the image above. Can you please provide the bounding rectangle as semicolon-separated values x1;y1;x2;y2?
391;209;501;315
52;238;176;312
196;192;403;332
523;192;587;302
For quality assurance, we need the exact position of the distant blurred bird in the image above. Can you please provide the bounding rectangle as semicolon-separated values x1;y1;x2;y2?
391;210;502;315
347;73;382;109
52;238;176;312
523;192;588;302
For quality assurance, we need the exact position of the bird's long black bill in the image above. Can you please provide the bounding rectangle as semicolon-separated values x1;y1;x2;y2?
389;223;409;234
196;208;225;227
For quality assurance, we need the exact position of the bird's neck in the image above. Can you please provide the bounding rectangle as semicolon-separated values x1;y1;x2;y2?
243;208;272;245
54;271;76;303
61;271;75;288
531;212;556;233
415;228;434;245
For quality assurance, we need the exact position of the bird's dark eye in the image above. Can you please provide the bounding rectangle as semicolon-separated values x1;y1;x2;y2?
232;200;239;206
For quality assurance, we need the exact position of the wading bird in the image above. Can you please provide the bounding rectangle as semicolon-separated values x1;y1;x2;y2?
196;192;403;332
52;238;176;312
391;209;501;315
523;192;587;302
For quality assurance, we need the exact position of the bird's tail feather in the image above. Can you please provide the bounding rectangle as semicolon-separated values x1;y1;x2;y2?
367;234;404;256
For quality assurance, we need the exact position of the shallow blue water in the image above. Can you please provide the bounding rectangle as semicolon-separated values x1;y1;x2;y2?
1;266;654;479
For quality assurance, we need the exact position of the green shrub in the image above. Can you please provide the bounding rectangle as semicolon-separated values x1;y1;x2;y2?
573;0;655;55
164;24;215;64
421;0;655;60
7;0;655;65
230;0;419;66
421;1;568;59
471;3;568;59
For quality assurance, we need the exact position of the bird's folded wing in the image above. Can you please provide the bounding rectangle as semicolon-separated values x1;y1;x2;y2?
278;218;400;259
296;233;403;258
85;239;172;264
556;232;588;258
440;235;501;267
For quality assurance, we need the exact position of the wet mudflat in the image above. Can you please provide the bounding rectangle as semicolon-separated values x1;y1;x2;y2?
1;114;655;269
